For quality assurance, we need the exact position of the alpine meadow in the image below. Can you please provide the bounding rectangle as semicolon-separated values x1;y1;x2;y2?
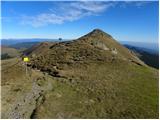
1;1;159;119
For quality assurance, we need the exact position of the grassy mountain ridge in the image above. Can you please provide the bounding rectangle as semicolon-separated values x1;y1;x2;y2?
1;29;158;118
26;29;145;74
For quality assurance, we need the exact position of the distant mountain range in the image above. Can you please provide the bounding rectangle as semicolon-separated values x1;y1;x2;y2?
124;44;159;69
1;38;60;46
120;41;159;54
9;42;40;49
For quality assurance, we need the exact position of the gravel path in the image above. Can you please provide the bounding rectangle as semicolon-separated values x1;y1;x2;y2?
2;68;53;119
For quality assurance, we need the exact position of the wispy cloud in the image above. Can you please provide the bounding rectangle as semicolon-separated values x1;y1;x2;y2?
13;1;149;27
119;1;150;8
20;1;115;27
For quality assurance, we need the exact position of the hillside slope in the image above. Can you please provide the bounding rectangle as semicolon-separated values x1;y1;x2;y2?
1;46;21;59
124;44;159;69
1;29;158;119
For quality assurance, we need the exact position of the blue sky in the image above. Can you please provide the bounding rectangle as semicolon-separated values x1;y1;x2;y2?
1;1;159;43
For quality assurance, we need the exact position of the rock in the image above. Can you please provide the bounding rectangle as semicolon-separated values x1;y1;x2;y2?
111;48;118;54
55;93;62;98
91;40;109;51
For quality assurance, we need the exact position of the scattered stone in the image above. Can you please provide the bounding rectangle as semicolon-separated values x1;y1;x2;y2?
111;48;118;54
55;93;62;98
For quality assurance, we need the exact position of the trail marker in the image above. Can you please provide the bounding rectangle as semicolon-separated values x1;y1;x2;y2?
23;57;29;76
23;57;29;62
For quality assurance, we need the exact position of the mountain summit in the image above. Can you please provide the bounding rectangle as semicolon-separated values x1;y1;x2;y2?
86;29;113;38
26;29;144;76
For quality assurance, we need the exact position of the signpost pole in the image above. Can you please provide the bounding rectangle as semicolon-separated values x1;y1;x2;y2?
26;62;27;76
23;57;29;76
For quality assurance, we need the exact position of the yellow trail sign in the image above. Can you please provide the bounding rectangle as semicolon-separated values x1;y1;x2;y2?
23;57;29;62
